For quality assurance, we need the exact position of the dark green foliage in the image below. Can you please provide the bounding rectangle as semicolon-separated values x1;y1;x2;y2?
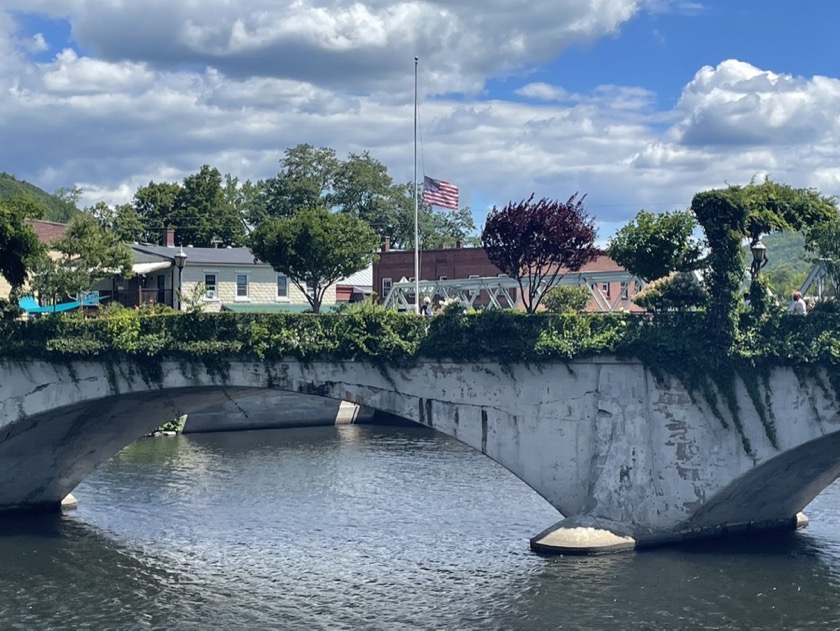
0;195;46;291
632;272;707;312
607;209;704;282
691;179;836;349
542;286;590;313
249;207;380;313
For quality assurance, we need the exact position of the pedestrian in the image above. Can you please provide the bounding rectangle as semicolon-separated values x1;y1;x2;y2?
790;291;807;315
420;296;432;317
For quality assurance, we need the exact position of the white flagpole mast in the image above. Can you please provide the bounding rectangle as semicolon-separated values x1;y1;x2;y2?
413;55;420;314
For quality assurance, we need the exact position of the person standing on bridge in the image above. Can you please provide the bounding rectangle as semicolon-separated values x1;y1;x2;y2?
790;291;807;315
420;296;433;317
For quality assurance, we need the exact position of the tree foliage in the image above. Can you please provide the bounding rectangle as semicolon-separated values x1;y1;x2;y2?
256;145;476;249
632;272;707;312
0;195;45;293
542;285;590;314
89;201;145;243
249;207;380;313
805;211;840;297
30;214;133;305
691;179;837;347
607;209;704;282
132;166;247;247
481;193;598;313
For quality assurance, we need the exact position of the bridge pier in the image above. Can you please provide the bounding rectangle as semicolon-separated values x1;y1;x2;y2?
530;512;811;555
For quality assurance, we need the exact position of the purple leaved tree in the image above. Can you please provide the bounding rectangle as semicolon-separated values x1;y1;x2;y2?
481;194;599;313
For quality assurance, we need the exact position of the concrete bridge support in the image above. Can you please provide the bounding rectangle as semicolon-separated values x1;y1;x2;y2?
1;357;839;553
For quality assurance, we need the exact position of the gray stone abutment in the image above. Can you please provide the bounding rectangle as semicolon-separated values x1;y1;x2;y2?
1;356;839;554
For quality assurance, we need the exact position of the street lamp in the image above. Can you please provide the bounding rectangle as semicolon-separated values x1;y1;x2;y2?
750;239;768;280
174;246;187;310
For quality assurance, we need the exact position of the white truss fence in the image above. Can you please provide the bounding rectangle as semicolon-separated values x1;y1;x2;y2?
382;272;645;313
799;260;838;299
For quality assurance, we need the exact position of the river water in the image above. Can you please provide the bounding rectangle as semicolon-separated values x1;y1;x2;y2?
2;424;840;630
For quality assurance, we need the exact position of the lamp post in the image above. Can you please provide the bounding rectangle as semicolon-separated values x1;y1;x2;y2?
174;246;187;310
749;239;768;280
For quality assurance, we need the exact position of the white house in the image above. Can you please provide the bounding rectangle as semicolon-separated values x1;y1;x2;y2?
125;243;330;312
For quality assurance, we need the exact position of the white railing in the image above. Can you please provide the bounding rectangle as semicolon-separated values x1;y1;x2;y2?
382;272;644;312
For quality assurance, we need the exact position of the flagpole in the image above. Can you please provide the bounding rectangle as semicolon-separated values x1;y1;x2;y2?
413;56;420;314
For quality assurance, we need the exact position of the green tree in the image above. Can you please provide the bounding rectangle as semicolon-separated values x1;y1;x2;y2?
259;144;340;222
133;180;181;244
175;165;247;247
0;195;45;294
691;179;837;345
805;211;840;296
482;193;598;313
607;209;704;282
89;201;145;243
249;207;379;313
51;185;84;223
30;214;133;306
542;285;590;313
133;167;247;247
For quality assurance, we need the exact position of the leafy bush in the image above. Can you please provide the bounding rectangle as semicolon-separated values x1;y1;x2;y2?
632;272;706;312
542;286;590;313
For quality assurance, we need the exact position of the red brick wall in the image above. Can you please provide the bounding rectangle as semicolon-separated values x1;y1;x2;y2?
373;246;502;298
373;246;642;311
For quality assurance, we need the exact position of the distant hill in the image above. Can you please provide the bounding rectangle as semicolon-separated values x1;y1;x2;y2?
743;231;815;295
759;231;809;274
0;173;81;223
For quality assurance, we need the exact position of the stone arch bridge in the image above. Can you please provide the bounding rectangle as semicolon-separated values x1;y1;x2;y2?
1;357;839;554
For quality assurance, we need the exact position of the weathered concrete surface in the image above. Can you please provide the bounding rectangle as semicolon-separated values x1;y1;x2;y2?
1;356;839;551
183;392;373;433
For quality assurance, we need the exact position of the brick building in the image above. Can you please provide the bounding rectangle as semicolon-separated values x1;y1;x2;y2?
373;239;643;311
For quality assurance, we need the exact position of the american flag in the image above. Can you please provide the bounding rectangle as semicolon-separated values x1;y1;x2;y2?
423;176;459;210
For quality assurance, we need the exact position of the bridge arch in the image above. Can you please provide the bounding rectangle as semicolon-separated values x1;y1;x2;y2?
3;357;840;553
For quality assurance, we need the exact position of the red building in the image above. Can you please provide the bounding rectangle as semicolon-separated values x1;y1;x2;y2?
372;239;643;312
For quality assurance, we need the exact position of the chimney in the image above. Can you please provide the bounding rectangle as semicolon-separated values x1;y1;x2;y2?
455;239;463;249
163;228;175;247
382;236;391;252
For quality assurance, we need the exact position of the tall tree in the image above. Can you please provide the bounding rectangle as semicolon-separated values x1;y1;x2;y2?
0;195;46;295
133;180;181;244
481;193;598;313
249;207;379;313
607;209;705;282
30;214;133;305
175;165;246;247
805;211;840;296
259;145;340;222
88;201;145;243
52;185;84;223
330;151;394;226
691;179;837;345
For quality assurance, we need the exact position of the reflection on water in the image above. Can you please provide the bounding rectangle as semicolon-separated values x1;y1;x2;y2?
1;425;840;629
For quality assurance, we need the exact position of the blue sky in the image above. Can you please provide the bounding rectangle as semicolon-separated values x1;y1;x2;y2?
2;1;840;240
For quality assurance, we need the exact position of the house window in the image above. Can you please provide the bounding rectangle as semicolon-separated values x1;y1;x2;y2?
601;283;610;298
382;277;392;296
204;274;217;300
236;274;249;299
277;275;288;299
621;281;629;299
